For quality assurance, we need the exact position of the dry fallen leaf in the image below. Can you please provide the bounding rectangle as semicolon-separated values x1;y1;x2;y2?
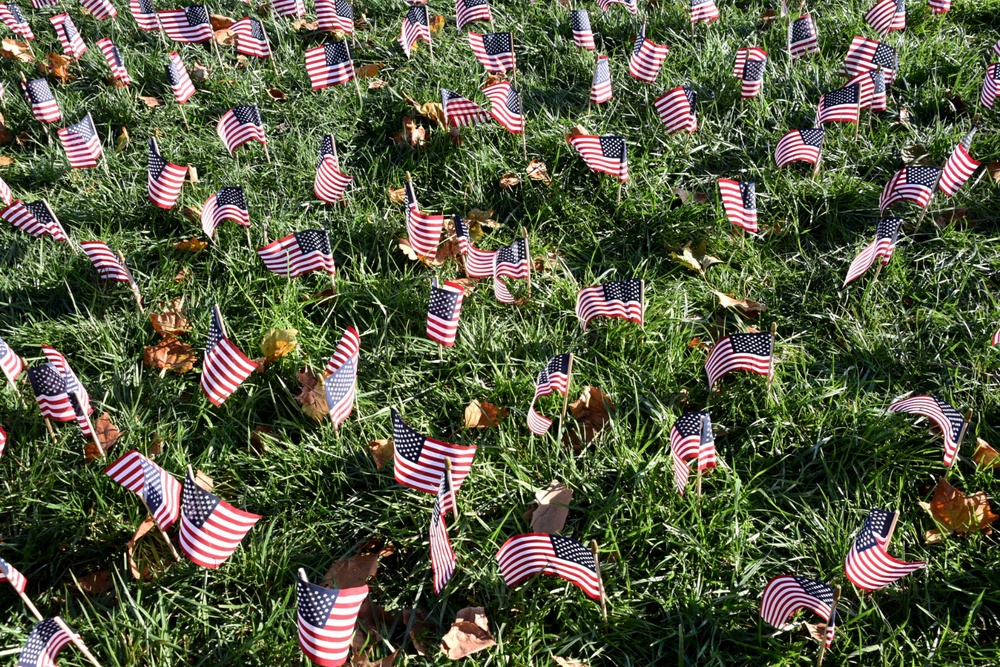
329;552;379;589
148;437;164;457
919;478;999;539
235;55;249;69
713;291;767;317
174;237;208;252
127;516;157;580
150;301;191;336
986;162;1000;184
1;38;34;62
393;117;426;149
356;62;383;78
138;94;162;108
369;439;393;469
564;386;614;450
759;8;777;23
267;87;287;101
526;480;573;534
553;658;588;667
688;336;709;351
429;14;445;33
670;240;723;275
452;277;478;291
210;13;236;29
525;159;551;185
291;18;319;30
74;571;113;596
533;249;561;273
260;328;298;363
190;61;210;81
398;237;443;266
388;187;406;205
464;400;507;428
901;144;934;166
296;368;328;422
213;28;237;45
802;621;828;644
671;187;710;206
368;78;389;89
973;438;999;469
565;124;589;142
143;338;198;373
0;156;15;167
484;73;506;86
89;413;122;459
440;607;495;660
38;52;75;84
403;93;447;129
500;173;521;189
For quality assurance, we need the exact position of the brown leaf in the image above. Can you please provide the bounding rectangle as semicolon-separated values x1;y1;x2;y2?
174;237;208;252
296;369;329;422
91;413;122;455
393;117;426;149
429;14;445;34
356;62;383;78
527;480;573;534
210;13;236;30
368;78;389;89
127;516;157;580
193;469;214;491
464;400;507;428
974;438;999;469
484;73;506;87
1;38;34;62
329;553;379;589
143;338;198;373
525;159;551;185
354;12;371;29
150;301;191;336
759;8;777;23
368;439;393;469
38;53;75;84
802;621;827;643
565;124;589;143
138;94;162;108
260;328;298;364
440;607;495;660
553;658;588;667
267;87;287;101
388;187;406;205
148;438;164;457
465;208;499;231
921;478;999;537
451;277;477;292
986;162;1000;184
291;18;319;30
74;571;113;596
402;93;446;128
213;28;237;45
713;291;767;318
235;55;249;69
901;144;934;166
564;386;614;450
190;61;210;82
0;156;14;167
688;336;708;351
0;122;12;147
670;240;723;274
173;267;191;284
500;173;521;189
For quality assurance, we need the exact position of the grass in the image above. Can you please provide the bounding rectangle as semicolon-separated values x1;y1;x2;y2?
1;0;1000;664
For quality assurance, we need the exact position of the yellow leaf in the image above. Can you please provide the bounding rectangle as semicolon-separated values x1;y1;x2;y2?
260;327;298;363
356;62;383;78
115;126;130;152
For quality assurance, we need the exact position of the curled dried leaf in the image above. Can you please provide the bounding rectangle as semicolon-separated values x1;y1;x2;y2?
440;607;495;660
393;117;426;149
260;328;298;363
356;62;384;78
920;477;999;538
1;38;34;63
368;78;389;89
525;159;551;185
190;61;210;81
90;413;122;459
127;516;157;580
73;571;113;596
138;95;162;107
174;237;208;252
369;439;393;469
295;368;328;422
210;13;236;29
464;400;507;428
500;173;521;189
38;53;75;84
713;291;767;317
974;438;999;469
388;187;406;205
150;302;191;336
267;87;287;101
429;14;445;33
526;480;573;534
143;338;198;373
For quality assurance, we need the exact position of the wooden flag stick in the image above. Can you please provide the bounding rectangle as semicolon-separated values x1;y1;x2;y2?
154;13;170;49
812;134;825;179
954;409;974;466
80;405;105;458
140;497;182;561
53;616;105;667
885;509;901;545
298;567;309;583
522;226;531;299
560;353;575;423
767;322;777;386
917;168;945;227
44;417;57;440
444;458;458;521
203;4;225;69
17;589;44;621
590;540;607;621
695;413;708;498
116;251;144;313
5;369;25;407
256;19;279;76
521;91;528;161
815;585;841;667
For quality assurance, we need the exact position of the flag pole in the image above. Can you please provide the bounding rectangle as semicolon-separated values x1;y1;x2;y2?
556;352;575;447
589;540;607;621
256;19;279;76
116;251;144;313
203;3;225;69
696;413;707;498
952;409;974;470
140;497;182;561
917;167;945;228
4;367;26;407
815;585;841;667
520;90;528;162
15;587;44;621
178;101;190;132
44;417;57;440
444;457;458;521
767;322;777;386
79;403;105;458
154;13;170;49
53;616;105;667
349;41;363;103
522;226;531;300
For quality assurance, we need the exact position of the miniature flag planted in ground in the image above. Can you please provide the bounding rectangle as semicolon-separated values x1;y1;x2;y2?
442;89;490;129
774;128;823;167
590;54;612;104
760;575;837;647
865;0;905;37
314;135;353;203
41;346;94;436
1;556;27;593
981;63;1000;109
670;410;715;494
217;105;267;155
655;87;697;134
80;241;141;304
0;337;24;384
179;468;261;567
1;2;34;39
734;47;767;98
815;84;860;124
843;217;902;286
1;200;67;241
842;37;897;85
201;186;250;238
939;129;980;197
888;394;967;466
323;326;359;428
306;41;356;90
468;32;515;73
0;177;9;206
492;237;529;303
81;0;117;20
104;450;182;529
597;0;637;15
629;24;669;84
718;179;757;232
496;534;604;600
27;364;88;433
569;9;595;50
483;81;524;133
258;229;336;278
57;114;102;169
454;216;494;277
399;4;430;57
167;52;196;104
844;509;925;591
427;279;464;347
928;0;948;12
788;15;819;60
316;0;353;34
296;571;367;667
200;305;256;406
273;0;305;17
527;353;571;436
689;0;719;23
50;13;87;58
392;408;477;495
705;331;773;387
404;179;444;261
846;70;886;112
0;424;5;458
879;166;939;213
131;0;158;29
97;38;131;84
430;475;456;594
567;133;628;182
17;618;74;667
22;78;61;124
148;139;187;209
456;0;490;29
576;278;643;330
157;5;213;42
231;17;271;58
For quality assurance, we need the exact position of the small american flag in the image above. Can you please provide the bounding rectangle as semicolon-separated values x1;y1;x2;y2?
456;0;490;29
21;78;61;124
179;468;261;568
167;52;196;104
429;475;456;594
928;0;949;12
81;240;134;284
718;179;757;232
845;70;882;111
843;216;902;287
788;14;819;60
483;81;524;134
1;556;27;593
50;13;87;58
939;129;980;197
760;575;835;646
0;337;24;383
774;127;824;168
404;180;444;261
57;114;102;169
148;139;187;209
258;229;336;278
200;305;257;406
1;200;68;241
104;449;182;529
130;0;158;29
732;46;766;77
0;176;9;206
427;279;465;347
670;410;715;494
31;0;58;6
273;0;305;16
575;278;643;330
590;54;612;104
323;326;359;428
492;237;529;304
0;424;5;458
0;2;34;39
738;54;767;99
17;618;74;667
314;135;353;203
569;9;595;50
629;25;669;84
655;86;697;134
453;216;495;278
496;533;604;600
392;408;477;495
42;346;93;436
815;84;860;124
468;31;515;73
888;394;966;466
879;166;939;213
842;36;897;85
231;17;270;58
201;186;250;238
157;5;213;42
399;5;430;58
80;0;118;20
305;41;356;90
981;63;1000;109
689;0;719;23
441;89;490;129
865;0;905;37
97;38;131;84
316;0;353;34
844;509;925;591
597;0;636;15
296;573;367;667
526;353;571;436
27;363;89;433
217;105;267;155
568;134;627;182
705;331;773;386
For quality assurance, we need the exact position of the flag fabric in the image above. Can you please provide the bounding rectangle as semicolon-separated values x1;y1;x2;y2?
705;331;773;386
456;0;490;29
179;468;261;568
0;556;26;593
0;176;9;206
483;81;524;133
0;424;5;458
258;229;336;278
296;573;367;667
690;0;719;23
496;533;603;600
316;0;353;34
50;13;86;58
590;54;612;104
928;0;948;12
104;450;183;529
31;0;58;6
217;105;267;155
167;52;196;104
57;114;102;169
97;38;131;84
148;139;186;209
0;3;34;39
158;5;213;42
888;394;965;466
314;135;353;203
27;363;91;434
130;0;158;29
492;237;529;303
816;84;861;124
399;5;430;58
992;327;1000;346
879;166;940;213
596;0;637;15
843;216;902;286
846;70;885;111
81;0;117;20
1;200;68;241
670;410;715;494
526;353;570;436
41;346;93;436
231;17;270;58
774;128;824;167
576;278;643;330
200;305;257;406
429;476;456;594
305;41;356;90
788;15;819;60
567;134;628;182
404;181;444;261
760;575;835;639
468;32;515;73
733;46;766;77
323;326;359;428
21;78;61;124
273;0;305;17
843;36;897;85
718;179;757;233
569;9;595;50
737;52;767;99
81;241;133;283
844;509;925;591
17;618;75;667
201;186;250;238
655;86;698;134
629;25;669;84
453;216;495;278
427;280;464;346
0;337;24;383
865;0;905;37
981;63;1000;109
441;89;490;129
392;408;477;496
939;130;980;197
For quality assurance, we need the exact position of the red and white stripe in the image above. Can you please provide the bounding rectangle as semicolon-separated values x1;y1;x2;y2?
590;54;612;104
928;0;949;12
843;234;895;287
773;128;823;167
468;31;515;73
0;3;34;39
888;395;963;466
575;283;643;329
103;450;182;529
57;115;102;169
201;191;250;238
0;337;24;383
393;428;476;496
0;556;26;593
704;334;772;386
670;414;715;494
399;7;430;58
296;578;367;667
759;575;832;630
483;81;523;133
427;280;464;347
97;38;131;84
81;241;132;283
42;346;93;436
732;46;766;77
496;533;603;600
217;108;267;155
442;89;490;129
148;139;187;209
992;327;1000;346
982;64;1000;109
567;134;627;181
257;231;336;278
179;471;261;568
718;179;757;233
429;481;455;594
654;87;697;134
50;13;87;58
200;328;256;407
938;142;980;197
81;0;118;20
844;532;924;591
628;32;669;84
316;0;353;34
0;176;9;207
689;0;719;23
323;326;359;427
1;200;67;241
272;0;305;17
315;155;352;203
878;168;938;212
842;36;897;85
304;43;356;90
168;52;196;104
864;0;904;37
404;181;444;260
230;17;270;58
157;6;214;42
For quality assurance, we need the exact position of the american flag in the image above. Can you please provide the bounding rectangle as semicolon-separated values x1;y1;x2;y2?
569;9;595;50
427;279;464;347
888;394;966;466
705;331;773;386
104;449;183;529
217;105;267;155
323;326;359;428
167;52;196;104
200;305;257;406
0;556;27;593
0;424;5;458
456;0;490;29
929;0;949;12
148;139;187;209
324;326;359;376
468;31;515;73
57;114;102;169
939;129;980;197
718;179;757;233
843;216;902;287
492;237;529;304
201;186;250;238
130;0;158;30
689;0;719;23
273;0;305;17
441;89;489;129
738;54;767;99
429;475;456;594
1;200;68;241
568;134;627;182
629;25;669;84
590;54;612;104
992;327;1000;346
496;533;604;600
575;278;643;330
316;0;353;34
788;15;819;60
81;241;133;283
231;17;270;58
314;135;353;203
774;127;824;167
258;229;336;278
844;509;925;591
815;84;860;124
157;5;213;42
305;41;356;90
0;2;34;39
404;180;444;261
27;363;90;433
0;337;24;383
865;0;905;37
0;176;9;207
759;575;835;642
483;81;524;133
17;618;74;667
50;13;87;58
655;86;698;134
670;410;715;494
453;216;495;278
21;78;61;124
732;46;766;78
842;36;897;85
179;468;261;568
879;166;939;213
97;38;131;84
845;70;881;111
596;0;636;15
296;573;368;667
526;353;570;436
81;0;118;20
41;346;94;436
31;0;58;6
392;408;477;496
399;5;430;58
981;63;1000;109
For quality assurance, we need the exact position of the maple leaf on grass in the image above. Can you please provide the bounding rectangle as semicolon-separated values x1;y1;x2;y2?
524;480;573;534
86;413;121;460
973;438;999;469
563;386;614;452
440;607;496;660
713;291;767;318
260;328;298;365
369;439;393;469
143;338;197;373
919;478;999;542
670;240;723;275
295;369;328;422
150;300;192;336
464;400;507;428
